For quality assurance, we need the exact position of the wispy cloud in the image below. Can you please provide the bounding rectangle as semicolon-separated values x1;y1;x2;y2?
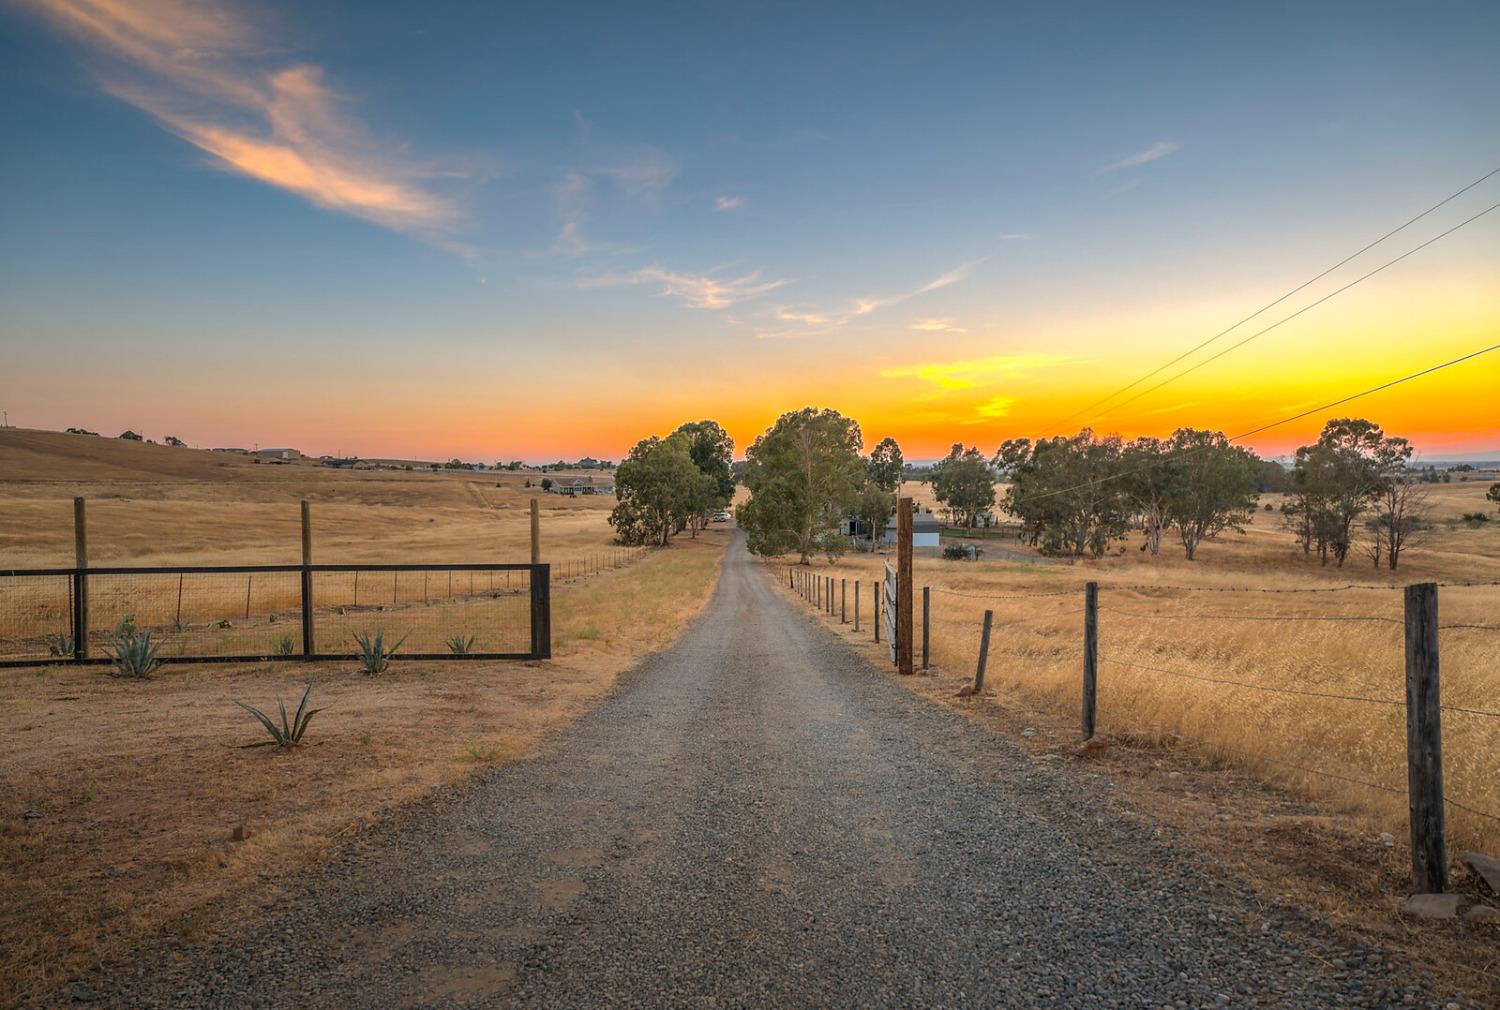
759;260;981;339
579;266;787;310
910;317;966;333
998;232;1030;241
879;353;1071;390
1095;140;1179;175
594;146;677;200
715;195;745;211
26;0;463;237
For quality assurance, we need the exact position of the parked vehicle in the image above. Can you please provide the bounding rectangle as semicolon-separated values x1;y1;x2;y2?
713;511;732;523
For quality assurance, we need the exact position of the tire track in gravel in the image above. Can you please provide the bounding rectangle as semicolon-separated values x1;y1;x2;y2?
95;532;1478;1009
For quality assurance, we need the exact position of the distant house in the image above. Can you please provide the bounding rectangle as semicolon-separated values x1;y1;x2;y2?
212;447;250;455
841;508;942;548
545;475;615;495
255;448;302;460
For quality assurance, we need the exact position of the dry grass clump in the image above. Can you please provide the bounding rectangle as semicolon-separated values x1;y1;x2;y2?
772;490;1500;854
0;530;728;1006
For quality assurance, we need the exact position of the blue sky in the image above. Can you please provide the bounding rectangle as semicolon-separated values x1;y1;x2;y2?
1;1;1497;459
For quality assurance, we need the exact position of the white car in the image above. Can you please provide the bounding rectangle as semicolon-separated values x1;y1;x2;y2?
712;511;732;523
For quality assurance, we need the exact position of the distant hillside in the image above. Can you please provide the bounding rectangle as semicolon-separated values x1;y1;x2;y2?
0;428;259;482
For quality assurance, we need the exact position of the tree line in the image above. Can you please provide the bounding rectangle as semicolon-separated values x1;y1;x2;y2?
614;407;1453;571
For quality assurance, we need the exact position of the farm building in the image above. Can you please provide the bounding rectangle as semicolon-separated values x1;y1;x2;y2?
255;447;302;460
842;508;942;548
546;475;615;495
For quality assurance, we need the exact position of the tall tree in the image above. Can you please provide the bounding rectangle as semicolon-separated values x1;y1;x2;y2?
932;444;996;530
1001;431;1131;557
672;419;736;509
1160;428;1260;561
854;480;896;551
738;408;865;563
1120;436;1172;556
608;435;712;546
866;436;905;493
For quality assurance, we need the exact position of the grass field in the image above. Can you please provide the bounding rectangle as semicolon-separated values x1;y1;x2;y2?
770;478;1500;855
0;428;730;1005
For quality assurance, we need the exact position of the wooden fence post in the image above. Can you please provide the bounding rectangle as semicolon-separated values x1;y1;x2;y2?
922;586;930;672
873;582;880;643
973;609;994;693
530;563;552;660
1404;582;1446;893
1082;581;1099;739
854;581;861;632
841;579;847;623
72;497;88;660
897;498;913;676
300;500;315;658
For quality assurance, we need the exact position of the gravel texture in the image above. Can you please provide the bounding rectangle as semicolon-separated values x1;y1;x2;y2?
83;533;1476;1009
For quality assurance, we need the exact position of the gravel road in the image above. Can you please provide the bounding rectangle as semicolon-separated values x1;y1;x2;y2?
92;533;1471;1009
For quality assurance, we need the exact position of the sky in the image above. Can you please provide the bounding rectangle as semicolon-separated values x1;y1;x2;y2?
1;0;1497;462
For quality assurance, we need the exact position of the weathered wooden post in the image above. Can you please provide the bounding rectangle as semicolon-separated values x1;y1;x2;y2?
873;582;880;643
897;497;913;676
1405;582;1447;894
841;579;847;623
530;498;541;565
300;500;314;658
531;563;552;660
72;497;87;659
973;609;994;693
854;581;861;632
922;586;930;672
1082;581;1099;739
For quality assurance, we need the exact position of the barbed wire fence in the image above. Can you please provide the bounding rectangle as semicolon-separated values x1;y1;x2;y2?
786;564;1499;893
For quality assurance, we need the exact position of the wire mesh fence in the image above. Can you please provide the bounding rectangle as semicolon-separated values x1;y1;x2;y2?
0;563;549;665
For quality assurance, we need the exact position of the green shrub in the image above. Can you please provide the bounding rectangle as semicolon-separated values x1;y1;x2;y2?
353;630;408;674
942;543;981;561
108;628;161;678
274;635;296;656
445;633;478;655
235;684;322;748
47;633;75;657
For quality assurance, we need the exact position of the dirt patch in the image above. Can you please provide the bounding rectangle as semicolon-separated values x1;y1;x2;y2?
0;533;729;1007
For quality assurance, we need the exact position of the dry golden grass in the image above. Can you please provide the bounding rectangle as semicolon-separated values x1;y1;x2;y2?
0;428;731;1005
769;478;1500;855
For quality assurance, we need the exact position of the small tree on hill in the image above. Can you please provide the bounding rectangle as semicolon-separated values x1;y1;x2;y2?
1488;482;1500;515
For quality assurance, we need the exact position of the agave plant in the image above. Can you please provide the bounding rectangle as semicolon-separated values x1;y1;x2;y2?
274;635;296;656
47;633;76;657
445;633;478;656
235;684;323;748
108;626;161;678
352;630;408;674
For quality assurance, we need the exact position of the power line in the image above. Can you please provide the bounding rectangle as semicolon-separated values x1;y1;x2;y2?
1093;200;1500;420
1047;165;1500;430
1005;341;1500;508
